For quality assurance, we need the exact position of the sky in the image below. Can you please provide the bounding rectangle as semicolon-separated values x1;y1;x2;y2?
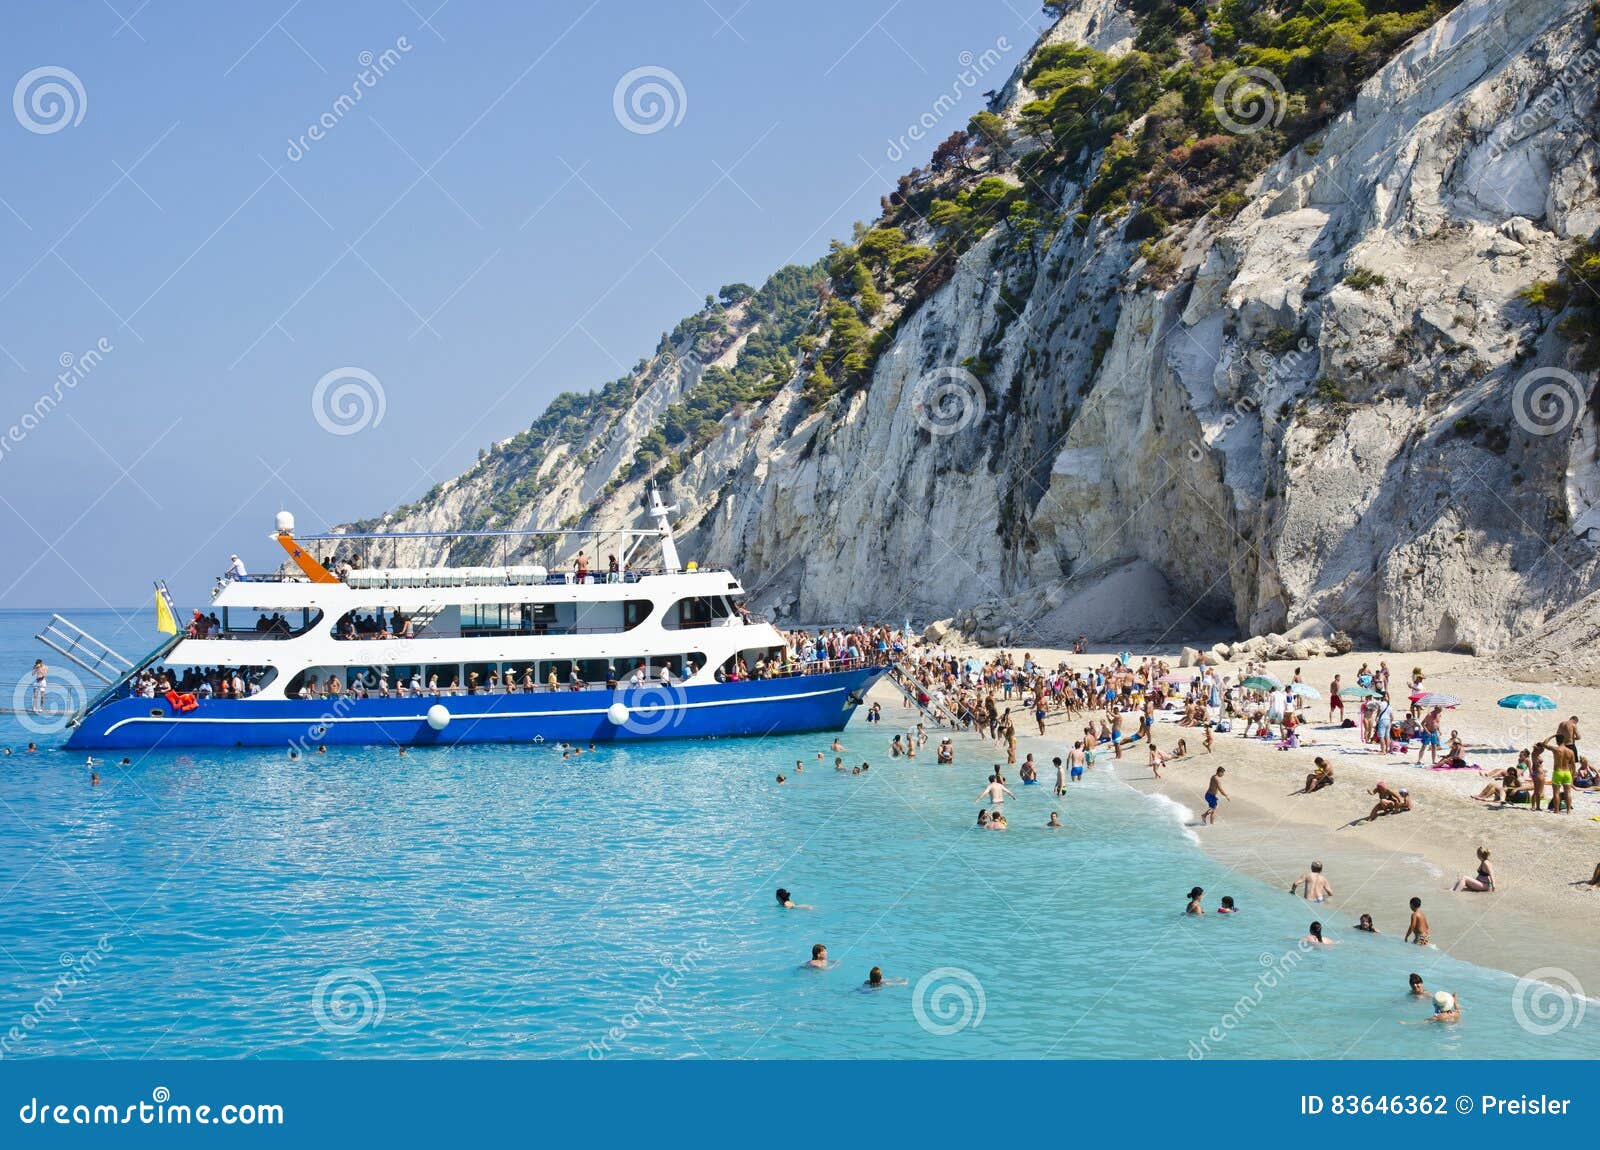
0;0;1045;611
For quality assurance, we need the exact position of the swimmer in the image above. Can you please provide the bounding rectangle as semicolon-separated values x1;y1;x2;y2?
860;762;869;772
1020;756;1038;784
976;774;1016;808
1046;811;1063;828
977;809;990;828
1354;914;1379;933
26;743;38;753
862;966;907;989
1052;755;1067;795
85;756;99;767
831;738;844;752
835;757;846;771
1185;886;1205;915
1290;861;1332;902
989;810;1008;830
775;888;814;910
795;760;805;775
1068;741;1086;783
776;774;787;784
398;747;407;757
1402;991;1459;1025
1404;897;1429;946
90;771;100;786
317;745;327;755
1217;896;1237;914
118;757;131;766
803;944;833;970
1408;973;1428;997
1302;921;1335;946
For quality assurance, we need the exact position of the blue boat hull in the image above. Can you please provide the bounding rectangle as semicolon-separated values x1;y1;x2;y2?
63;666;887;750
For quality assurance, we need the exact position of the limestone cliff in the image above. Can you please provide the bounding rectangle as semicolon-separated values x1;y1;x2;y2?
349;0;1600;653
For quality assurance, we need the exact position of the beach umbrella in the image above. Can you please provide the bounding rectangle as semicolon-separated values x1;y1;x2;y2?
1497;693;1556;710
1289;683;1321;700
1159;672;1188;683
1412;692;1461;708
1339;685;1379;698
1240;674;1281;690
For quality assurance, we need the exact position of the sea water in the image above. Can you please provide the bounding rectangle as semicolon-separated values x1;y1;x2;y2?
1;609;1593;1059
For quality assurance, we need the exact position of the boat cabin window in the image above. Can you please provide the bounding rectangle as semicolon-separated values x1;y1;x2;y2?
138;664;277;697
665;596;734;630
284;654;708;697
333;600;653;639
214;608;322;638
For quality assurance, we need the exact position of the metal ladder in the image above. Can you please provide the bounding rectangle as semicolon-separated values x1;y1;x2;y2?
35;615;135;683
886;665;959;728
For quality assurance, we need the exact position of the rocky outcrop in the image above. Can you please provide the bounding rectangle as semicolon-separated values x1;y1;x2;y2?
353;0;1600;653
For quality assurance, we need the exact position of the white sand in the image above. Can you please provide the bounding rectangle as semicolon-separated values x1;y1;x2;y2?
870;646;1600;987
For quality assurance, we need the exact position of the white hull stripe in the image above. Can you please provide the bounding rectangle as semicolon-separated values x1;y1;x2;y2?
99;685;849;736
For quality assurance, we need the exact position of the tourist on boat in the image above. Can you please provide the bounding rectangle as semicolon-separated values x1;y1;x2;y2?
225;553;247;580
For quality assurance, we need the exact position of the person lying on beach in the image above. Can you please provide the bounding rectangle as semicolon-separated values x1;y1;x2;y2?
1354;914;1378;933
1409;973;1428;997
1451;847;1495;892
1185;887;1205;915
1302;921;1335;946
1298;757;1334;794
775;888;814;910
1290;861;1332;902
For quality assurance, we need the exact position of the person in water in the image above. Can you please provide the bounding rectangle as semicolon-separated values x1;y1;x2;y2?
1405;991;1459;1024
862;965;907;989
1217;896;1237;914
976;774;1016;808
1404;897;1429;946
775;888;813;910
1046;811;1063;828
1303;921;1335;945
1408;973;1428;997
1290;861;1332;902
804;944;832;970
1354;914;1379;933
1185;886;1205;915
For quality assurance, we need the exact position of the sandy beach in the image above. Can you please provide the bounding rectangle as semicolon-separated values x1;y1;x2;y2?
869;646;1600;990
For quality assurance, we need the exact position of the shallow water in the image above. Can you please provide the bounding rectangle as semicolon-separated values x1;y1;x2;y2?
1;609;1593;1058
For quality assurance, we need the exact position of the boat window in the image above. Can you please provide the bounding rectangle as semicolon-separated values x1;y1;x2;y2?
665;596;733;630
213;608;322;638
142;664;276;696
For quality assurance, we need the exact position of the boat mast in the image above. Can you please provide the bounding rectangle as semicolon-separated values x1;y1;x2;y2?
647;484;682;574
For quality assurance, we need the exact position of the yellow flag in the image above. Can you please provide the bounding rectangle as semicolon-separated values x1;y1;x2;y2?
155;584;177;635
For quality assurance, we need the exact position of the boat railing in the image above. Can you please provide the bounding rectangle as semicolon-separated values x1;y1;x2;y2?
229;567;730;587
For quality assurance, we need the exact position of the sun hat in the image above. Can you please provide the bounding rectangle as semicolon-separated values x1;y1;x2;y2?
1434;991;1455;1011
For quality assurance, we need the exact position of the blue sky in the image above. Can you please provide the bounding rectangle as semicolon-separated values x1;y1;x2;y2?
0;0;1042;610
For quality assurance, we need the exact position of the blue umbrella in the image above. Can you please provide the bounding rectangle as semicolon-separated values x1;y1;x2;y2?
1497;693;1556;710
1289;683;1321;700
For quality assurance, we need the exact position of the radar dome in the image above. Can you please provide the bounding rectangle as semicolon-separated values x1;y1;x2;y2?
274;511;296;535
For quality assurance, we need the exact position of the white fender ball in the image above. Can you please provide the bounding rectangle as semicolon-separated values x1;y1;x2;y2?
606;702;630;726
426;704;451;731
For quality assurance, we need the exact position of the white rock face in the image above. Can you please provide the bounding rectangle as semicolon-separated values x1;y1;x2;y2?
361;0;1600;653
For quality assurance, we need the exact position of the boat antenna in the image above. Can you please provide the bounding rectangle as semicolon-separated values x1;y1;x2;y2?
646;483;682;573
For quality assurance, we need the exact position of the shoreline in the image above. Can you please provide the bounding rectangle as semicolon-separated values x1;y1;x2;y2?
870;645;1600;990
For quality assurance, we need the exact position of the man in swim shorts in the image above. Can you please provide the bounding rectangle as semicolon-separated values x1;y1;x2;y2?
1202;767;1228;825
1069;741;1086;782
1542;736;1576;813
1290;861;1332;902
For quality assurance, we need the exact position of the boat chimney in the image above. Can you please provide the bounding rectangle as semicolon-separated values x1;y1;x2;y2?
646;484;681;573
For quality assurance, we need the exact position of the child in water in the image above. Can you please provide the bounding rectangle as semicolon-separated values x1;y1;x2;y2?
1217;896;1237;914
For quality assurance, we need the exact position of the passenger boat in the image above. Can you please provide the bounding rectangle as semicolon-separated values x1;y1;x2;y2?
46;489;888;749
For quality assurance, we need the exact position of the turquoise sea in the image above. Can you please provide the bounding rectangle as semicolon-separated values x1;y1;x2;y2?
1;609;1593;1059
